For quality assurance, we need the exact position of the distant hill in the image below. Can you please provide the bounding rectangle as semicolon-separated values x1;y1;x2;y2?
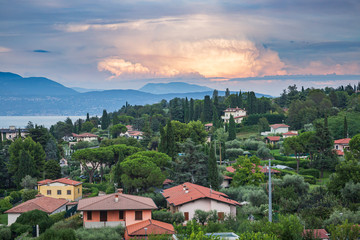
71;87;104;93
0;72;272;115
0;72;78;96
139;82;213;94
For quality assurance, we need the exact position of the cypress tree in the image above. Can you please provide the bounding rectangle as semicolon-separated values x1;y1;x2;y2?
159;126;167;153
228;115;236;140
86;113;90;122
184;97;190;123
225;88;230;97
101;110;109;130
344;116;348;138
238;91;243;108
203;95;212;122
189;98;194;121
166;121;176;159
208;143;219;190
15;150;35;187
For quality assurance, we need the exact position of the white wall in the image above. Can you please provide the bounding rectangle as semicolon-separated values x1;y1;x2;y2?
7;213;21;226
51;204;67;214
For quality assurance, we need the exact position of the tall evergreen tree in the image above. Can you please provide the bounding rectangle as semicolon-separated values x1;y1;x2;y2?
344;116;348;138
228;115;236;141
14;150;35;187
166;121;176;159
159;126;167;153
203;95;212;122
208;143;219;190
225;88;230;97
184;97;190;123
189;98;194;121
238;91;243;108
86;113;90;122
101;109;110;130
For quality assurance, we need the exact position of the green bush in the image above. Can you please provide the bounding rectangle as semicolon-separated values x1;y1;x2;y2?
89;187;99;197
11;209;54;236
52;213;83;230
273;155;295;162
49;211;65;223
140;193;167;209
152;210;185;224
39;228;77;240
0;226;11;240
76;226;124;240
9;191;21;204
301;175;316;184
22;189;38;202
298;169;320;179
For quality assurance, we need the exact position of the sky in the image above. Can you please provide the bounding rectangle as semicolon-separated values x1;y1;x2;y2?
0;0;360;95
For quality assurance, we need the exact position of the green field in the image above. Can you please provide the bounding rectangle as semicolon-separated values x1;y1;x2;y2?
236;125;259;139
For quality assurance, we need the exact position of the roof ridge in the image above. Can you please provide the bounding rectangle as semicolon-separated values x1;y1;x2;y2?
80;194;113;209
120;194;156;208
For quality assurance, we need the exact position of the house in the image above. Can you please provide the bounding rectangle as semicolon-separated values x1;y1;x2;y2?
221;175;233;188
5;195;68;225
59;158;68;167
334;138;351;156
302;229;329;240
282;131;298;138
261;124;290;136
221;107;247;124
0;126;28;141
124;219;175;240
204;123;213;131
37;178;82;201
265;136;281;145
77;189;157;228
162;182;241;222
72;132;98;142
120;125;144;140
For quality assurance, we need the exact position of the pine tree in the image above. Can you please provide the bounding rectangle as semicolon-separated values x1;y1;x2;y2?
184;97;190;123
159;126;167;153
228;115;236;141
86;113;90;122
225;88;230;97
344;116;348;138
15;150;35;187
208;143;219;190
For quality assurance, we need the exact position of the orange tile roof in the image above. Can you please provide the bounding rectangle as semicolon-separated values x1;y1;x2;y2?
283;132;298;135
126;219;175;236
72;132;98;138
266;136;281;141
223;107;245;112
37;177;82;186
78;192;157;211
335;150;344;156
270;124;289;129
163;179;174;185
5;196;68;214
162;182;240;207
303;229;329;239
334;138;351;144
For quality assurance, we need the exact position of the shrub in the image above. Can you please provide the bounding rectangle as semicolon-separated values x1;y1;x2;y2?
299;169;320;179
38;228;76;240
76;226;124;240
152;210;184;224
301;175;316;184
52;213;83;230
22;189;38;202
11;209;54;236
0;226;11;240
140;193;167;209
89;187;99;197
257;146;272;160
9;191;21;204
226;148;244;160
49;211;65;223
225;139;243;149
0;198;12;212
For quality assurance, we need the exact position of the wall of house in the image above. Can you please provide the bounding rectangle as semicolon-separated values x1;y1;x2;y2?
7;213;21;226
210;200;233;216
220;179;230;188
38;183;82;201
271;127;288;134
51;205;67;214
125;210;152;226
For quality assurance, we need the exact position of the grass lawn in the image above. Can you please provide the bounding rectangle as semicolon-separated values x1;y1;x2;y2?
270;149;280;155
237;125;259;139
0;213;8;225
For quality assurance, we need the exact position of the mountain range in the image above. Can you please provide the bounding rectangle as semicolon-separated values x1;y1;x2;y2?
0;72;272;116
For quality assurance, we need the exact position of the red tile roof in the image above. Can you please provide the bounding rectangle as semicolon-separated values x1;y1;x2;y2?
335;150;344;156
163;179;174;185
303;229;329;239
334;138;351;144
128;131;143;136
282;132;298;136
234;115;246;119
126;219;175;236
78;192;157;211
205;123;213;127
270;124;289;129
38;177;82;186
162;182;240;207
5;196;68;214
72;133;98;138
223;107;245;112
266;136;281;141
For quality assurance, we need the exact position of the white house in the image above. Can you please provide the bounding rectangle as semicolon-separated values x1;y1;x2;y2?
0;126;28;141
221;107;247;124
261;124;290;136
334;138;351;156
5;195;68;225
119;125;144;140
72;133;98;142
162;182;241;222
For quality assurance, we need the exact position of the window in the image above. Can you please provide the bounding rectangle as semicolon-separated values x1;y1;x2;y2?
47;190;51;195
100;211;107;222
87;211;92;220
57;190;62;195
218;212;225;221
184;212;189;221
78;188;80;193
135;211;142;220
119;210;124;220
67;190;71;195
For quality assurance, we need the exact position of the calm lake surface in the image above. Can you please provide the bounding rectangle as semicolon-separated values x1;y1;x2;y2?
0;116;84;128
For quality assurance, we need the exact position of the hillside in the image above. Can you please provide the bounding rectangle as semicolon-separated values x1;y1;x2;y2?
139;82;213;94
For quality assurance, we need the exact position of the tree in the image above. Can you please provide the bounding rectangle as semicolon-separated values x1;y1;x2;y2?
44;159;61;179
228;115;236;141
329;220;360;240
120;155;165;193
82;121;95;132
92;148;114;182
14;150;36;187
22;189;38;201
232;155;264;186
125;151;171;172
208;143;219;190
72;148;100;183
203;95;213;122
164;120;176;159
28;125;51;149
344;116;348;138
283;136;303;172
101;109;110;130
258;117;269;133
110;124;127;138
45;138;59;161
20;175;37;189
11;209;54;236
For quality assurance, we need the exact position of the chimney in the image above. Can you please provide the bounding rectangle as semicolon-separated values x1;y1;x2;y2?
115;194;119;203
117;189;123;194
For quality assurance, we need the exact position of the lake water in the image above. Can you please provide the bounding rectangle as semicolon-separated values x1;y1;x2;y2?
0;116;85;128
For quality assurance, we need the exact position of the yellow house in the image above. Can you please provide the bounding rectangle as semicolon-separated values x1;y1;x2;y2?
38;178;82;201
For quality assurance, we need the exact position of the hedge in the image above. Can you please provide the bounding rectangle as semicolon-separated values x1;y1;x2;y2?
273;155;296;162
301;175;316;184
298;169;320;179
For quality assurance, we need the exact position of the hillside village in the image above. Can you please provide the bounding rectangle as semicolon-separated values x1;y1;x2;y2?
0;84;360;239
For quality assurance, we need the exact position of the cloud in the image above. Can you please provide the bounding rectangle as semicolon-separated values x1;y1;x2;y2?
288;61;360;75
98;38;287;79
0;46;11;53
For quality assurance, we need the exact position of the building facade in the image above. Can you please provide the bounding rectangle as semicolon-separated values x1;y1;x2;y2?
37;178;82;201
221;107;247;124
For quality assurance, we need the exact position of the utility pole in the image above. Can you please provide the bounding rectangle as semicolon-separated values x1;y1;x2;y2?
268;158;272;222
